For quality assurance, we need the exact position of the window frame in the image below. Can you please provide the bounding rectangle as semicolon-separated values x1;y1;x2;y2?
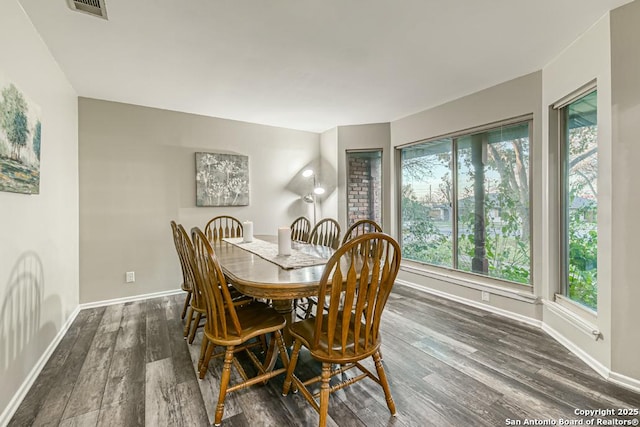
396;114;534;286
554;82;598;310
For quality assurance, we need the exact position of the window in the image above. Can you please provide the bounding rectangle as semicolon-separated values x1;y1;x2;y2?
559;90;598;310
346;150;382;227
399;119;532;285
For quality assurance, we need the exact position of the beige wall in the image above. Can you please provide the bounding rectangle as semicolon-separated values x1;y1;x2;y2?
318;127;338;224
0;0;79;421
541;14;613;372
389;72;543;318
79;98;319;303
610;0;640;382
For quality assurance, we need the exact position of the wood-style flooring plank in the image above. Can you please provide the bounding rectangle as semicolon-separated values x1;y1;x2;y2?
144;357;181;427
145;306;171;364
175;380;209;427
58;409;99;427
101;346;145;407
60;329;117;421
167;318;197;384
114;301;146;352
96;397;144;427
96;304;124;335
163;294;183;321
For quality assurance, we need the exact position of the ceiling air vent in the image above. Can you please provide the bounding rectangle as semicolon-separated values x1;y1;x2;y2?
66;0;108;20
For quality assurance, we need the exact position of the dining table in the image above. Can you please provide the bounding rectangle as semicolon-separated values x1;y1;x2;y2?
210;234;334;342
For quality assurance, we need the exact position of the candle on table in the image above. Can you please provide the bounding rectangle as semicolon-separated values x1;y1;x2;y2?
243;221;253;242
278;227;292;256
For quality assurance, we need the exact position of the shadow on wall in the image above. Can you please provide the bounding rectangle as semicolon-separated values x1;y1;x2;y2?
284;158;337;221
0;251;61;410
285;198;314;225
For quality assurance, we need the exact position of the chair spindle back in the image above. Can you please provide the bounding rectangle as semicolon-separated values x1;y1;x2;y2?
312;232;400;358
172;222;205;312
308;218;341;249
290;216;311;242
341;219;382;245
204;215;243;242
171;221;193;293
191;227;242;340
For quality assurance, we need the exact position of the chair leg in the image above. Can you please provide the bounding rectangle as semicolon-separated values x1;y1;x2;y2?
274;331;290;370
188;312;202;344
199;338;215;380
282;340;302;396
261;334;278;375
258;334;268;352
214;346;235;426
198;334;209;372
318;362;331;427
373;351;396;416
303;297;315;319
183;306;194;338
181;291;192;320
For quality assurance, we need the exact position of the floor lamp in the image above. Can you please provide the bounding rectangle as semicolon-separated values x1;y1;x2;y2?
302;169;325;225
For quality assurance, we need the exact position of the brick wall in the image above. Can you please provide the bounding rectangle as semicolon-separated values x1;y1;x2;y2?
347;154;382;226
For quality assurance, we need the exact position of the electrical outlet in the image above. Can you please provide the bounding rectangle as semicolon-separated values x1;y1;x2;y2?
481;291;490;302
126;271;135;283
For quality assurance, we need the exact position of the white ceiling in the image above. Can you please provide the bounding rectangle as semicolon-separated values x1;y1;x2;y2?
19;0;631;133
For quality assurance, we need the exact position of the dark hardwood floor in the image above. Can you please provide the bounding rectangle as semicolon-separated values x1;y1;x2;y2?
9;284;640;426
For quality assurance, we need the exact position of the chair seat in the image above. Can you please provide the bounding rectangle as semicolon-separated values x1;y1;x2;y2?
208;302;286;346
290;313;381;363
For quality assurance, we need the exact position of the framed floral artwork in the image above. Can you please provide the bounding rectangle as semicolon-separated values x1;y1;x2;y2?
195;152;249;206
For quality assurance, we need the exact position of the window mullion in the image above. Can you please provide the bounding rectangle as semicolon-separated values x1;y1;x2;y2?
452;138;459;270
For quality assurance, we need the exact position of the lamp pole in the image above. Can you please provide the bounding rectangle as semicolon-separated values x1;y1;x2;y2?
302;168;324;226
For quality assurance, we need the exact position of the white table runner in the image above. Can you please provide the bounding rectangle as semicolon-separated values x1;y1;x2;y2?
223;237;329;270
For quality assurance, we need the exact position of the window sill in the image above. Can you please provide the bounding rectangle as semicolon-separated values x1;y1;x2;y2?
543;298;601;340
400;261;538;304
554;294;598;323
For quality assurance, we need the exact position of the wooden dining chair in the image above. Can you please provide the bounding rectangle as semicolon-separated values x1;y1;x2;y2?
297;218;341;319
308;218;341;249
290;216;311;242
282;232;401;427
341;219;382;245
204;215;243;242
172;221;208;342
191;227;290;426
295;218;340;320
170;221;193;321
204;213;253;296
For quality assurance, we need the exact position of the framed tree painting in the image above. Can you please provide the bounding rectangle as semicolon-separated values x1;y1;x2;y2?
196;152;249;206
0;74;42;195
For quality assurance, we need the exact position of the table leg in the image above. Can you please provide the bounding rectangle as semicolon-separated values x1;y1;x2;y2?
271;299;294;345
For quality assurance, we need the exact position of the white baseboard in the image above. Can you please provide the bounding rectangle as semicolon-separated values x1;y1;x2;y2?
0;305;81;427
395;279;542;328
396;278;640;394
79;288;183;310
608;371;640;394
541;323;610;378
